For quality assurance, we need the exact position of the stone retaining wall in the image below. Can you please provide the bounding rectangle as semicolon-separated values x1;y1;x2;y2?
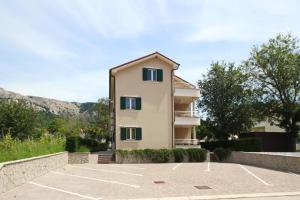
226;151;300;174
68;152;90;164
0;152;68;194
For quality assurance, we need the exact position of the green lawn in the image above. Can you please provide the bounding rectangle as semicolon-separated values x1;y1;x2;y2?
0;135;65;163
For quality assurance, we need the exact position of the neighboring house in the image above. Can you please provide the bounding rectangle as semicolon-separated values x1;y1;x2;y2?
109;52;200;150
251;121;285;132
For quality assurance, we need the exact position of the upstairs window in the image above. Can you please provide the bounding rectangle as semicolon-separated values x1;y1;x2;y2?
120;97;141;110
147;68;157;81
143;68;163;82
125;97;136;109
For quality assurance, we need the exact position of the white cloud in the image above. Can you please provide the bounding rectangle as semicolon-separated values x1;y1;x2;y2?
186;0;300;43
0;4;75;60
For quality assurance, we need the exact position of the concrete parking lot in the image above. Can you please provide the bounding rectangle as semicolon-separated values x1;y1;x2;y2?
1;162;300;200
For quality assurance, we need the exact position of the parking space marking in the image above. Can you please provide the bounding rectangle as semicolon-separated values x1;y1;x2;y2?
29;181;102;200
51;171;140;188
107;165;145;170
68;165;143;176
239;164;272;186
205;161;210;172
172;163;183;170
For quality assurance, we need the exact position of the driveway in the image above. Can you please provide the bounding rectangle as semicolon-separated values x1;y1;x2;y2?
1;162;300;200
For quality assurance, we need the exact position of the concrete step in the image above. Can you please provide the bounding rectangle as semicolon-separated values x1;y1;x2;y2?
98;154;115;164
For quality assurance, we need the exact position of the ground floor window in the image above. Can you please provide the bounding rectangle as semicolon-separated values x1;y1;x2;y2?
120;127;142;140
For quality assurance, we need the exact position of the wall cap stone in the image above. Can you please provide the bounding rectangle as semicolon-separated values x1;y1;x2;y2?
0;151;67;170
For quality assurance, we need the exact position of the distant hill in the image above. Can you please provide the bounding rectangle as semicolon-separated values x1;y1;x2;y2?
0;87;97;116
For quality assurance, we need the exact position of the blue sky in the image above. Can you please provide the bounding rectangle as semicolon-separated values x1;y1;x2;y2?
0;0;299;102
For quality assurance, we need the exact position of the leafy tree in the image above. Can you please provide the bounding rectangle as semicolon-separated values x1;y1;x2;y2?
198;62;258;140
196;121;214;141
48;117;67;135
244;33;300;151
0;100;38;139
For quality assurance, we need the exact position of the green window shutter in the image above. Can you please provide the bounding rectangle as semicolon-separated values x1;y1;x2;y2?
120;128;126;140
120;97;126;109
143;68;148;80
136;128;142;140
157;69;163;82
136;97;141;110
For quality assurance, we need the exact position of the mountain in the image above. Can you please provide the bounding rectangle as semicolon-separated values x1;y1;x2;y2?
0;87;97;116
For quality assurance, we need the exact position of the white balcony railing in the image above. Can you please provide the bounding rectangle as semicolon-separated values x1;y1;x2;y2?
175;111;199;118
175;139;199;146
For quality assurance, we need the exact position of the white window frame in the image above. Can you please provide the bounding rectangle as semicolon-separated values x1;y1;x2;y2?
125;127;136;140
147;68;158;81
125;97;136;110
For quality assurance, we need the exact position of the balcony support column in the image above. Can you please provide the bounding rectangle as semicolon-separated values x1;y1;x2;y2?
192;126;196;139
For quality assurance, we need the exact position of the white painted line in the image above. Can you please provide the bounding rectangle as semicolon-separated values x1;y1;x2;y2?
205;161;210;172
68;165;143;176
119;191;300;200
108;165;145;170
51;171;140;188
172;163;183;170
29;181;102;200
238;164;272;186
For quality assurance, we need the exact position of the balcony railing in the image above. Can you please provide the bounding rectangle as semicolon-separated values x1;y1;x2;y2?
175;139;199;146
175;111;199;118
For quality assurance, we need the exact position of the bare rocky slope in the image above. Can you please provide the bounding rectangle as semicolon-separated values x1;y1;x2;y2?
0;87;94;116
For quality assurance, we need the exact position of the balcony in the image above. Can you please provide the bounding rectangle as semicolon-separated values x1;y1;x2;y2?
174;111;200;126
174;88;200;104
175;139;200;148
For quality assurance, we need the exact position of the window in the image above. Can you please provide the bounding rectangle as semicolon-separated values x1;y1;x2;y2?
120;97;141;110
125;97;136;109
147;68;157;81
121;127;141;140
143;68;163;82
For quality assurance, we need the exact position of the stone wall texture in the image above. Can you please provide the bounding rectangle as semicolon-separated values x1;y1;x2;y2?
68;152;89;164
226;151;300;174
0;152;68;194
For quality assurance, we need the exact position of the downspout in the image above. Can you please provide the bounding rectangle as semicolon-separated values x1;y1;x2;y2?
109;69;116;150
171;69;174;148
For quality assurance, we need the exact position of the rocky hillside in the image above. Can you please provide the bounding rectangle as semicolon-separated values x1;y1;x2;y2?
0;87;96;116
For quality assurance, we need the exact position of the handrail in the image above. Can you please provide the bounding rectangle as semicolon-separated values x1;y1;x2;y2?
175;111;199;117
175;139;199;145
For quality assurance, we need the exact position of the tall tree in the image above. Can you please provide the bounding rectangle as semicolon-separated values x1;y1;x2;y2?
0;99;38;139
244;33;300;151
198;62;258;140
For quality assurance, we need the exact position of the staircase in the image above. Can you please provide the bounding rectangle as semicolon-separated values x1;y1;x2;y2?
97;152;114;164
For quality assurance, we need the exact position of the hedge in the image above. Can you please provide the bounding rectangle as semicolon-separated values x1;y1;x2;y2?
65;137;108;153
200;138;262;152
115;148;207;163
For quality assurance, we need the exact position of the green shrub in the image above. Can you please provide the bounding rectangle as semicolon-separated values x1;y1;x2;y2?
115;149;129;158
234;138;262;152
200;138;262;152
186;148;207;162
65;137;78;152
173;148;186;162
213;148;232;161
0;134;65;163
151;149;172;163
116;148;207;163
77;146;90;152
66;137;108;152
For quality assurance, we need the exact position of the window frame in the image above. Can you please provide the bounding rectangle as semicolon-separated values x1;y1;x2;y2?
147;68;158;81
125;97;137;110
125;127;137;140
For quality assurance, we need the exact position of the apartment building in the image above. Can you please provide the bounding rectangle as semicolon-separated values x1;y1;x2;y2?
109;52;200;150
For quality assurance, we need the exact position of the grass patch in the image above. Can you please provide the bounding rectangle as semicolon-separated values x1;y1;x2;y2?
0;134;65;163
